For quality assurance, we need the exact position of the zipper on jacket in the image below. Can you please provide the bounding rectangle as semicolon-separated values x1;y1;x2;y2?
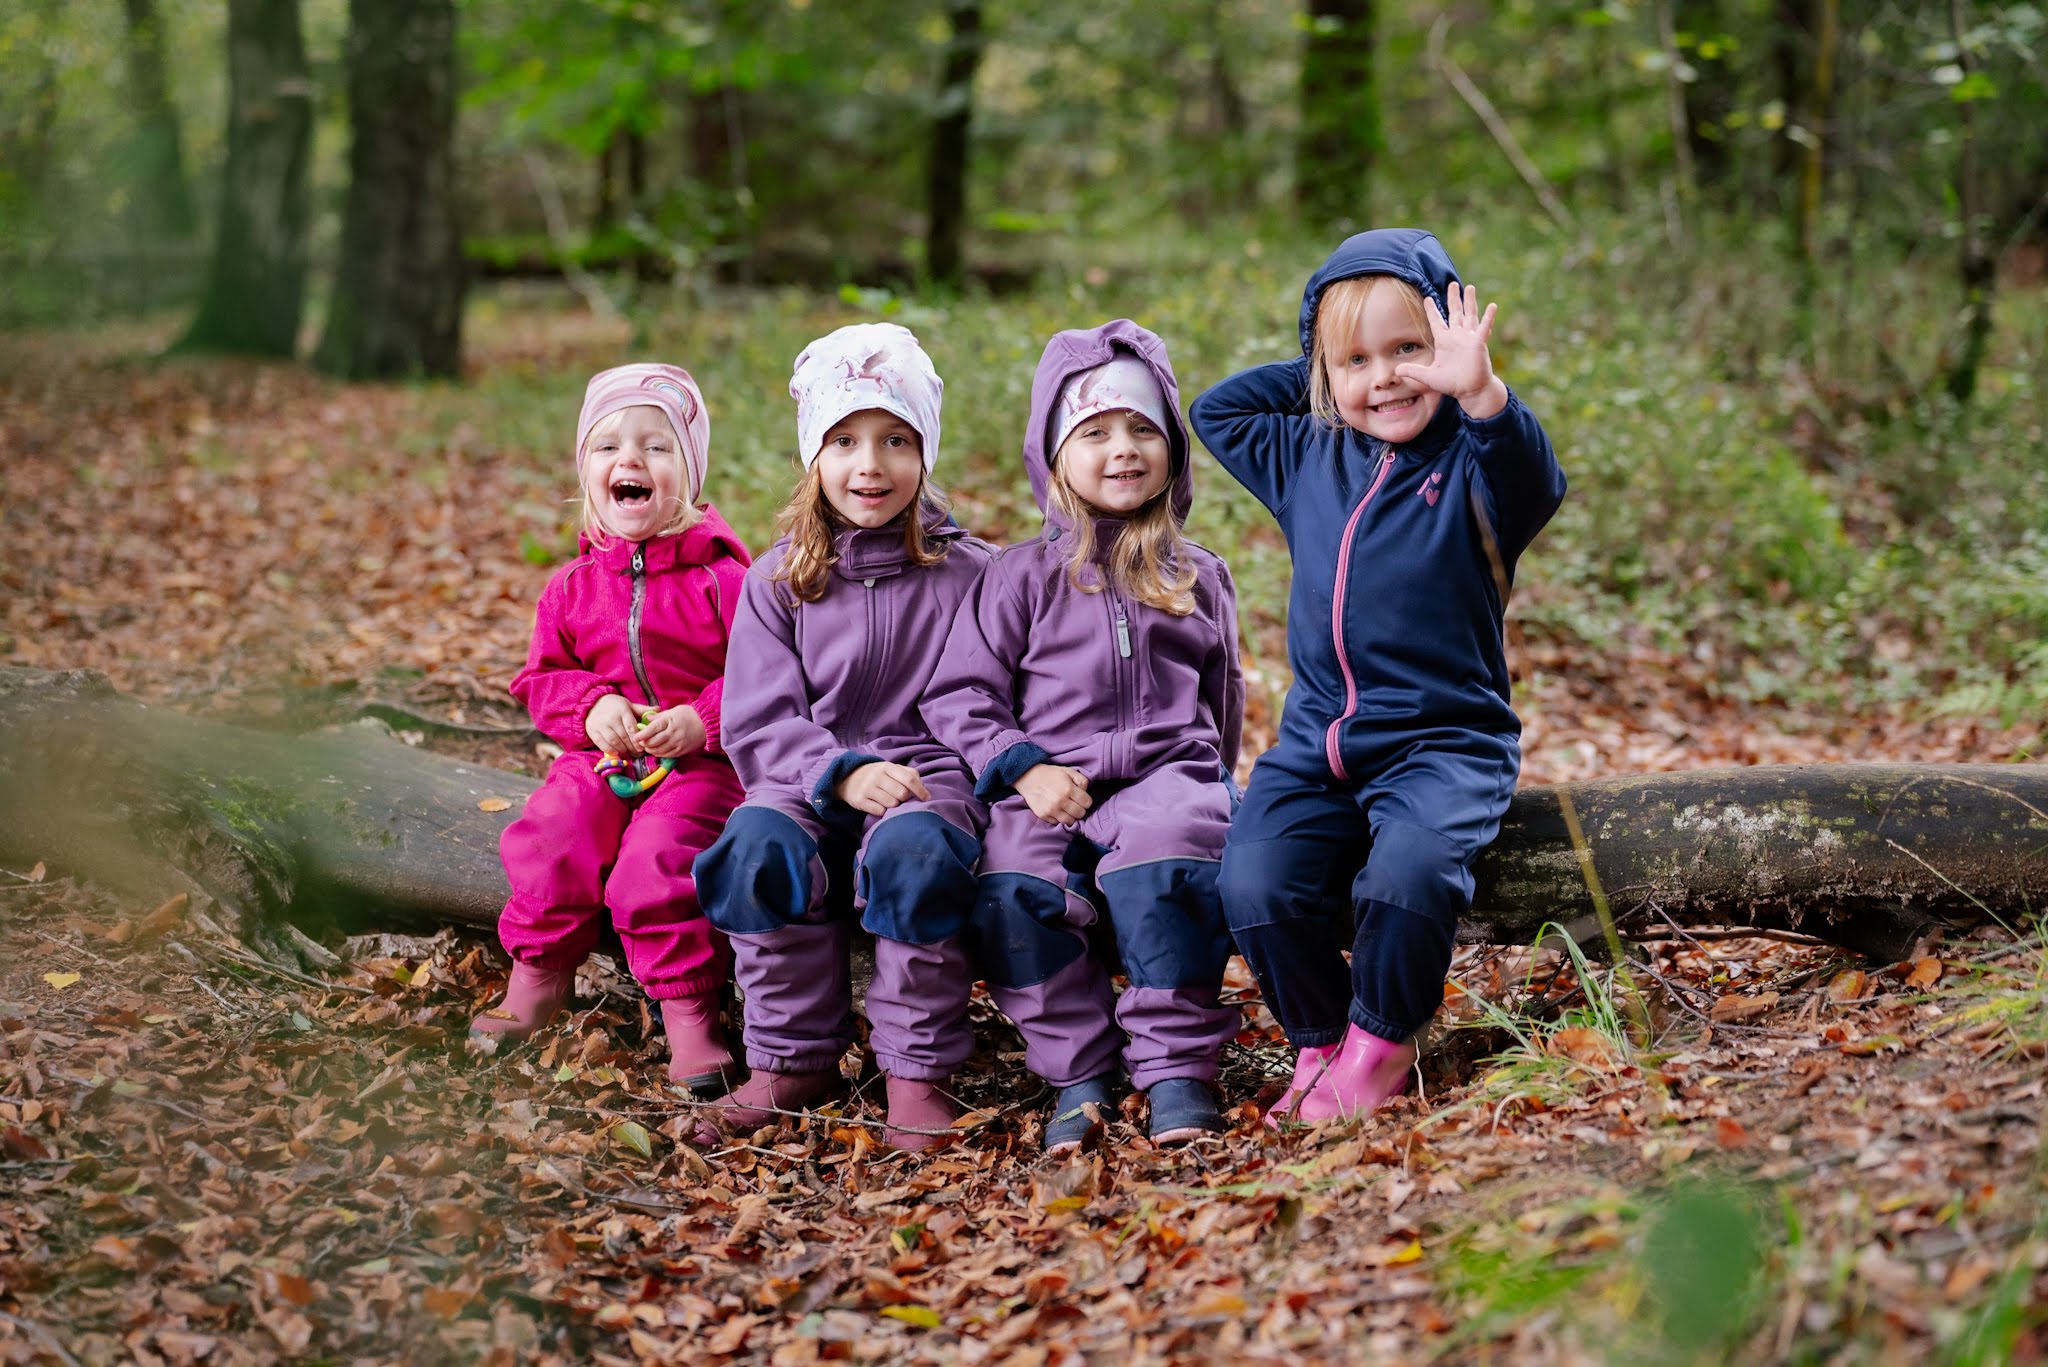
1114;601;1132;659
1324;449;1396;781
628;544;657;707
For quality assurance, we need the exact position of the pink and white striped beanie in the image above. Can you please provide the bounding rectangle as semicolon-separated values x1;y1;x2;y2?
575;363;710;504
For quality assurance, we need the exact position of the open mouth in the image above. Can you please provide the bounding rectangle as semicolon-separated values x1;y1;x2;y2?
1372;397;1418;414
849;486;894;501
611;480;653;506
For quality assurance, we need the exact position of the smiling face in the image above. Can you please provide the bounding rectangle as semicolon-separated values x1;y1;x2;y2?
582;405;688;543
1319;276;1443;446
1054;408;1172;516
815;408;925;529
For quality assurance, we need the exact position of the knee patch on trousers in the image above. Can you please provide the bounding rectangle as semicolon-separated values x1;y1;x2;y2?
1354;819;1473;927
858;812;980;945
970;873;1084;989
1098;859;1232;991
694;807;820;935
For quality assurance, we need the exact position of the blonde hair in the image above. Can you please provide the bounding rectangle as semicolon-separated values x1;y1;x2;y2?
769;464;953;604
1307;275;1433;427
1047;464;1196;617
577;405;703;549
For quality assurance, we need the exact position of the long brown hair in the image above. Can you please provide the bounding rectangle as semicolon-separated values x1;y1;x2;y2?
1046;468;1196;617
769;464;953;603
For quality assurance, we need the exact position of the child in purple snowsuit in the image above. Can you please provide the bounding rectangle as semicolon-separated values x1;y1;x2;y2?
475;365;753;1096
923;320;1244;1150
694;323;994;1150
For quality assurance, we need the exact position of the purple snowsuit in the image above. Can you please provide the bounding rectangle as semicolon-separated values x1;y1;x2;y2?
694;513;994;1082
498;508;752;999
921;320;1244;1091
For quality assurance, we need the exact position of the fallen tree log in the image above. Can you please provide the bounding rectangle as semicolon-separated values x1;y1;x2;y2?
2;668;2044;963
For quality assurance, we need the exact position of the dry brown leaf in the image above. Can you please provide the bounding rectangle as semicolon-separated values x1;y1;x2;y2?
477;797;513;812
1710;991;1780;1023
1905;957;1943;990
1549;1026;1620;1067
1826;969;1869;1003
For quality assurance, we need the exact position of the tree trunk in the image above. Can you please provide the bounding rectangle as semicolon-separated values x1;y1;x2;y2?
1942;0;1993;406
1792;0;1838;265
118;0;198;240
314;0;463;381
1296;0;1378;232
926;0;985;292
176;0;310;357
5;670;2043;969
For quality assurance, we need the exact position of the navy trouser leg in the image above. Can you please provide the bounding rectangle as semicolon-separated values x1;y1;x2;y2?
1218;758;1363;1048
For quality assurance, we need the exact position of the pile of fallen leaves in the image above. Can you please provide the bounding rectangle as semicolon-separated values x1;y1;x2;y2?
4;866;2044;1366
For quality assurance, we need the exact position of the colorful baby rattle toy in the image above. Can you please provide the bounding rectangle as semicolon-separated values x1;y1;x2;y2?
593;706;676;799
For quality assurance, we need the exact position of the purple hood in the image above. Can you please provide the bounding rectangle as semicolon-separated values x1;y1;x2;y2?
721;508;994;807
1023;319;1194;531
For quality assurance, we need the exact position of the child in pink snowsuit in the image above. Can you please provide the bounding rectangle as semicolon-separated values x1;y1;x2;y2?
473;364;752;1096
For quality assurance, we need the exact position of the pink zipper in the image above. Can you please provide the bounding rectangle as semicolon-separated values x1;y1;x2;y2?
1324;449;1395;780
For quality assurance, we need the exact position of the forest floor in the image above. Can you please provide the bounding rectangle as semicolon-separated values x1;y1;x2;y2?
2;314;2044;1366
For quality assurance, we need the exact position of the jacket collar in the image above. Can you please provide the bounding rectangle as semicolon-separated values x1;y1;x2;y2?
831;506;963;581
579;502;753;573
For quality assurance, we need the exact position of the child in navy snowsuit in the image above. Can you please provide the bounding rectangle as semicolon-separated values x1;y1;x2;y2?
1189;229;1566;1125
924;321;1243;1150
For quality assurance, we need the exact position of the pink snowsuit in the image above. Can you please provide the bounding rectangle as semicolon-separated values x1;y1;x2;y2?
497;507;752;999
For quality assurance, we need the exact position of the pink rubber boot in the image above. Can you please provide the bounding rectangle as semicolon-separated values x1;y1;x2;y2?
1264;1040;1342;1130
883;1077;962;1152
1293;1023;1417;1124
659;994;737;1096
690;1068;839;1145
469;962;576;1040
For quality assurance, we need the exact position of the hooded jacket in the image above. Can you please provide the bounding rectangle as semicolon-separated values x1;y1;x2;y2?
722;510;994;808
510;506;753;754
923;320;1244;800
1188;229;1566;780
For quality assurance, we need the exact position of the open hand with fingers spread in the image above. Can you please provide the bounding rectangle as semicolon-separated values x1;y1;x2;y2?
1393;282;1508;420
836;761;933;816
1014;763;1092;826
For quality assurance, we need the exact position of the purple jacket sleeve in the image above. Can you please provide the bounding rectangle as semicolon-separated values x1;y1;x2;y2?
1465;388;1567;562
721;569;869;802
508;573;615;751
1207;559;1246;778
692;552;750;758
1188;358;1317;516
921;563;1043;800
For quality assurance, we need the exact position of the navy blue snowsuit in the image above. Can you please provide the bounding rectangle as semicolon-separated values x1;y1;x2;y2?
1188;229;1567;1047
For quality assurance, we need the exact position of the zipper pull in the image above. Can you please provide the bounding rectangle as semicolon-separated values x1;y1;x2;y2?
631;545;645;575
1115;604;1131;659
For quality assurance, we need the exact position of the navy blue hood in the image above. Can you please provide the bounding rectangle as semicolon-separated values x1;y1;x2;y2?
1297;229;1461;356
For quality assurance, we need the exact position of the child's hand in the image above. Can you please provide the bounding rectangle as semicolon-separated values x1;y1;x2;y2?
638;704;707;758
837;762;932;816
1015;763;1091;826
586;694;643;756
1394;282;1509;420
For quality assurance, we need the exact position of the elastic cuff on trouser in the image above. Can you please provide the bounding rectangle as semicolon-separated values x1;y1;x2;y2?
744;1045;845;1075
1346;1007;1412;1045
1226;918;1352;1049
866;936;974;1080
640;972;728;1001
987;954;1122;1090
1118;985;1235;1092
